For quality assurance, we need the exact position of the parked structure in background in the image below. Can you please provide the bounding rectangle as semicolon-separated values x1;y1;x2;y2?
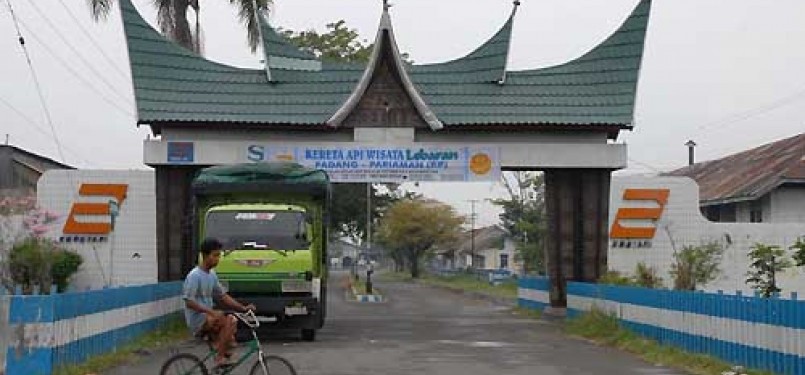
433;225;520;274
0;144;73;195
666;133;805;224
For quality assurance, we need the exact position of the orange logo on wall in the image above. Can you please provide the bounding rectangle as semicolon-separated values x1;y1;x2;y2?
63;184;128;235
610;189;670;239
469;153;492;175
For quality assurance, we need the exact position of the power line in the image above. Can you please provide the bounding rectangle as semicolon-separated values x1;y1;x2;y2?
15;19;135;118
27;0;132;103
4;0;67;166
694;86;805;134
627;157;665;173
56;0;130;81
0;95;99;167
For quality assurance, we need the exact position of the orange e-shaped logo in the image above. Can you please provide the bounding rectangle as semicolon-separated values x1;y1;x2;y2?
610;189;670;239
63;184;128;235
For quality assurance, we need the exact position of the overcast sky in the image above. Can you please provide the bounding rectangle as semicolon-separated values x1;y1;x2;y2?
2;0;804;226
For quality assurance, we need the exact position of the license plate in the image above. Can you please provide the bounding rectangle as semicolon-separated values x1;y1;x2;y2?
257;316;277;323
281;280;310;293
284;306;308;316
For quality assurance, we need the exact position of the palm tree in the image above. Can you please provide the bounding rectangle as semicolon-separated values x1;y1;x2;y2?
88;0;271;53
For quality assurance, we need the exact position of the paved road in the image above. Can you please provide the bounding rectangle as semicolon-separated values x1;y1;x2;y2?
108;272;681;375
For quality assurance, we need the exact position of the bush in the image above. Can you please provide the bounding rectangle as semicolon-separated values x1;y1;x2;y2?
634;262;663;289
6;237;82;294
598;270;635;286
669;242;724;291
8;238;50;294
52;250;83;292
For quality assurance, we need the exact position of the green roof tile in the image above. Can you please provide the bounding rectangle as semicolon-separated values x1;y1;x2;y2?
120;0;651;128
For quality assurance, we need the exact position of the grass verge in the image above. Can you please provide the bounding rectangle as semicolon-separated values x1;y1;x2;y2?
419;273;518;299
511;306;542;319
377;270;517;299
564;309;773;375
54;316;190;375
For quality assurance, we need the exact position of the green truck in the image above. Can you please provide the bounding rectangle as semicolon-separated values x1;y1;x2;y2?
191;162;330;341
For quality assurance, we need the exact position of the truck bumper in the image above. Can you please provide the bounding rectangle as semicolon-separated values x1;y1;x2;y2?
225;295;321;329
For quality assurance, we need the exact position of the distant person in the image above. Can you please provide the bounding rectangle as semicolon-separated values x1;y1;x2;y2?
182;238;255;367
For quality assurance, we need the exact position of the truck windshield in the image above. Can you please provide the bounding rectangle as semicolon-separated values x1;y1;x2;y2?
205;210;308;250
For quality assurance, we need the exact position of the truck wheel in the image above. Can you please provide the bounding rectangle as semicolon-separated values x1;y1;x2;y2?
301;328;316;342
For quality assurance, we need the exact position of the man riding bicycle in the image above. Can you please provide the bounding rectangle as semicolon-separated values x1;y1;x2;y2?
183;238;255;367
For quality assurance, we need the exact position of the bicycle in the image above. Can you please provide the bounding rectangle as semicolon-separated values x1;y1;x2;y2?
160;310;297;375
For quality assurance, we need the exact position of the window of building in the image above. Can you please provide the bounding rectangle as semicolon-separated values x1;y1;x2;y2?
500;254;509;269
702;206;719;222
750;200;763;223
720;204;737;222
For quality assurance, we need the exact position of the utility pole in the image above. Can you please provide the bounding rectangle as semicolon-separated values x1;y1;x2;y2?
366;183;372;250
468;199;478;269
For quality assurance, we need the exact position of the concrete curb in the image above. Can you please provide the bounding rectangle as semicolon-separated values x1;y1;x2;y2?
344;287;386;303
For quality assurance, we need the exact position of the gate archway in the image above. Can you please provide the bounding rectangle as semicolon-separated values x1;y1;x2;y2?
118;0;653;307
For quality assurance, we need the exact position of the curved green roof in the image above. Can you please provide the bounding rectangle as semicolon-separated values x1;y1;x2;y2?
193;162;330;197
120;0;652;129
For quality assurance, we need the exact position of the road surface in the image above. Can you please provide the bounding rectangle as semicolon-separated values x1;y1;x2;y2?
108;272;680;374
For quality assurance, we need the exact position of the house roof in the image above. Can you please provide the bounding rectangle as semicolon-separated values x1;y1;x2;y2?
665;133;805;205
119;0;652;132
0;145;74;172
453;225;509;255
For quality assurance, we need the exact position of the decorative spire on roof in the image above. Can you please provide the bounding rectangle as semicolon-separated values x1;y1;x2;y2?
251;3;272;82
326;2;443;130
497;0;520;85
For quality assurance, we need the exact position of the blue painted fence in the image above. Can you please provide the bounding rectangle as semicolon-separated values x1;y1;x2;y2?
0;282;183;375
518;277;805;375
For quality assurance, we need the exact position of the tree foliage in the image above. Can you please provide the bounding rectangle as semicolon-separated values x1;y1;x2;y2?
791;237;805;267
376;199;464;278
669;242;724;291
746;243;791;298
281;20;373;63
490;172;546;274
329;184;419;244
89;0;271;53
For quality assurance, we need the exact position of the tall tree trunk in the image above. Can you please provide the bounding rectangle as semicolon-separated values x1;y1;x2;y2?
409;250;420;278
171;0;194;51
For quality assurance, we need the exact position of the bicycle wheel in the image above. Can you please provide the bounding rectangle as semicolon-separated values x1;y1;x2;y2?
248;354;297;375
160;353;209;375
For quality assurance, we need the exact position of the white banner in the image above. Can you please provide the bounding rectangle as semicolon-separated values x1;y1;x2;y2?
246;144;500;182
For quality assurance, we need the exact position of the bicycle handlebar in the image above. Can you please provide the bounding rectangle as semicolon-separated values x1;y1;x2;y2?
232;310;260;329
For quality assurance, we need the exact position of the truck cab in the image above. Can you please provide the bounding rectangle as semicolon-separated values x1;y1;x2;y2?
191;163;330;341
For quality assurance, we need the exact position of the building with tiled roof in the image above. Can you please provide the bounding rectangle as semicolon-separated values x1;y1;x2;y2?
666;133;805;223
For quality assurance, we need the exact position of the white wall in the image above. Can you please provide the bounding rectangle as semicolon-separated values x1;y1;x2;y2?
608;176;805;296
477;237;518;273
37;170;157;290
770;186;805;223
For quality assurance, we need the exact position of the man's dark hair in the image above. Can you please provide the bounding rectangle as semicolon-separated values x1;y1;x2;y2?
199;238;223;256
